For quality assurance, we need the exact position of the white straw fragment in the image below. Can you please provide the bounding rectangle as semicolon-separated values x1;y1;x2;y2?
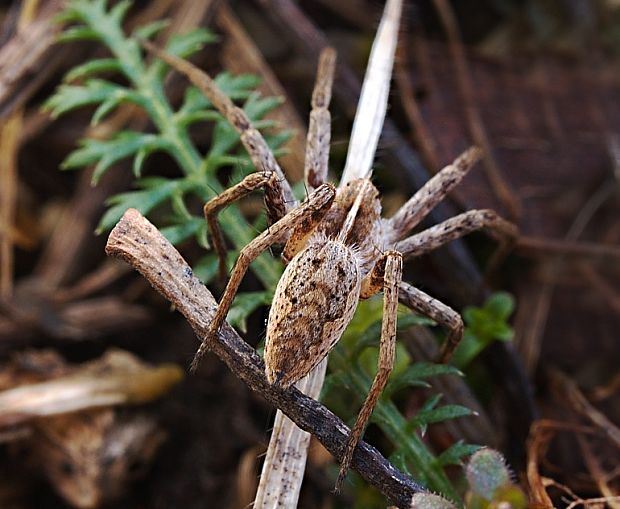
340;0;403;184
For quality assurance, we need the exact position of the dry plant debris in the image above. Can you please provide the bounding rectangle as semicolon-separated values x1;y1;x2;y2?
0;348;182;508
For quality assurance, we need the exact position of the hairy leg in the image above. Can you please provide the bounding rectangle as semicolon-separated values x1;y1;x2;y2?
395;208;517;260
398;281;464;363
191;183;336;372
141;39;297;209
305;48;336;192
335;250;403;491
204;172;287;282
385;146;482;242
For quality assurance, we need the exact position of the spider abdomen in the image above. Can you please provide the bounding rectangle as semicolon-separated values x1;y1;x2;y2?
264;240;361;387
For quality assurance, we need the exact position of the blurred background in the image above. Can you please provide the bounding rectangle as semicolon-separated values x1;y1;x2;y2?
0;0;619;507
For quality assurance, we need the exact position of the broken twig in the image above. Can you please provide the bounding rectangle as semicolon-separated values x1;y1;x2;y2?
105;208;426;508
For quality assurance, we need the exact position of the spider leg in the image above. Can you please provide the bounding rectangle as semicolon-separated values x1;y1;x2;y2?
141;39;297;210
335;250;403;492
204;171;287;283
398;281;464;363
305;48;336;192
385;146;482;242
394;208;517;261
191;183;336;372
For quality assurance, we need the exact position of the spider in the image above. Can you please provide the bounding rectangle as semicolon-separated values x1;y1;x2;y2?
142;0;517;490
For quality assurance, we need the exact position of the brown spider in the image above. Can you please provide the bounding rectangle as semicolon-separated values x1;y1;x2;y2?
142;0;517;491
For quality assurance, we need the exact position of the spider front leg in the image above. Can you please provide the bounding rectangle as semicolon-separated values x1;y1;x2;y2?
191;183;336;372
141;39;297;209
395;209;517;261
398;281;464;363
335;250;403;491
204;171;287;283
305;48;336;192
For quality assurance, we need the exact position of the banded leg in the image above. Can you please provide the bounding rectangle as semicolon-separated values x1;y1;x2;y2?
191;183;336;372
335;251;403;491
398;281;464;363
304;48;336;192
204;172;286;282
395;209;517;260
141;39;297;210
385;146;482;242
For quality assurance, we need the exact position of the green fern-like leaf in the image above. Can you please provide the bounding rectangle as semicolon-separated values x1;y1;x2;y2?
64;58;122;82
47;0;289;298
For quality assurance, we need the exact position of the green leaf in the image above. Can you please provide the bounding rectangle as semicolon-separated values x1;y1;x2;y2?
56;26;100;43
351;312;435;359
179;73;261;114
216;73;261;97
384;363;463;398
436;441;481;467
264;130;293;154
175;109;221;128
196;222;210;250
244;93;283;121
208;119;240;159
132;19;170;40
53;8;83;24
62;131;167;184
165;28;217;58
64;58;121;82
148;28;217;79
206;93;287;160
109;0;132;24
133;146;149;177
169;191;192;220
320;372;350;400
90;93;127;125
388;450;414;477
131;136;171;177
49;0;303;295
193;254;219;284
409;404;474;434
160;217;204;245
95;177;184;233
226;291;272;333
452;292;516;367
44;79;122;118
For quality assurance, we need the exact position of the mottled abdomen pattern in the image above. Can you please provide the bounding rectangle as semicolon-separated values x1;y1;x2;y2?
264;240;361;387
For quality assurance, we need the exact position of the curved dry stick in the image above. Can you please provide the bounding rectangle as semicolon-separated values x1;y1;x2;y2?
105;209;427;508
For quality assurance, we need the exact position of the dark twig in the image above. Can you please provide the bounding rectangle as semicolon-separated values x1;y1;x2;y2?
105;208;427;508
